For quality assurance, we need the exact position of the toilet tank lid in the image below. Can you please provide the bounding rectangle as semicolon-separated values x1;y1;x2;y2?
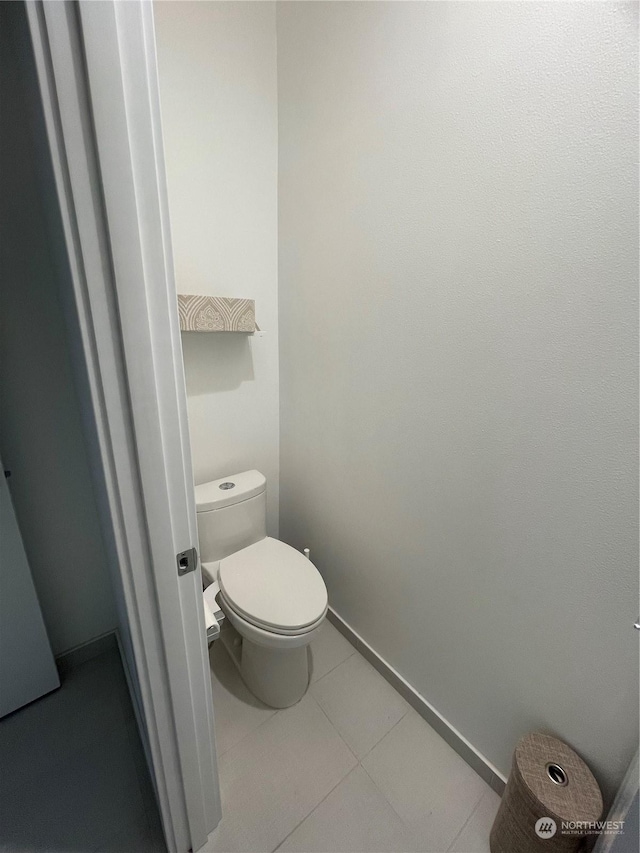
195;470;266;512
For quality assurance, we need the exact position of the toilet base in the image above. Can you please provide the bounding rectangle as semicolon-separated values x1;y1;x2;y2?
219;621;310;709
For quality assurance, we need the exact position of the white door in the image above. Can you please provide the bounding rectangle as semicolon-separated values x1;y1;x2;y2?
26;3;220;851
0;464;59;718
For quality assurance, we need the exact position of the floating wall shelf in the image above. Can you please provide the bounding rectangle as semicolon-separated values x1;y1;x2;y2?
177;294;257;333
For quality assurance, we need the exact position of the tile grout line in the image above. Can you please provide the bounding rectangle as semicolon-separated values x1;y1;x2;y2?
215;653;359;761
357;735;421;844
271;764;363;853
211;679;361;853
310;634;413;762
211;642;278;759
215;704;277;760
327;607;507;795
445;788;487;853
214;623;358;760
356;705;486;853
208;626;496;853
289;698;413;850
210;691;359;852
305;690;361;765
273;666;413;848
214;627;358;760
310;646;357;687
212;637;501;853
357;705;411;763
211;634;425;852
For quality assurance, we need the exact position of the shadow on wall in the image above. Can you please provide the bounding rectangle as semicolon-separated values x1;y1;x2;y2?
181;333;255;396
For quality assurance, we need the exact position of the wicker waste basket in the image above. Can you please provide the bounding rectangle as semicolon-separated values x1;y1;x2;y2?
490;732;603;853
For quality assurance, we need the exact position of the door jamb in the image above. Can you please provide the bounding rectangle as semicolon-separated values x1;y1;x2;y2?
25;3;220;850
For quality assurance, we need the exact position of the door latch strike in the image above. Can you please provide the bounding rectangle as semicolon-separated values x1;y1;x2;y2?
176;547;198;576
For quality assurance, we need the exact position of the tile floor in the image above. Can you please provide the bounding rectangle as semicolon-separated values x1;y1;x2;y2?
204;620;500;853
0;648;165;853
0;624;498;852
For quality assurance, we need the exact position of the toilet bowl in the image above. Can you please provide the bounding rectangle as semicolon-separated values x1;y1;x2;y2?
196;471;328;708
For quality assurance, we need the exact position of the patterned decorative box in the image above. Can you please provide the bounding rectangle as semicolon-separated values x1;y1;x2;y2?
177;295;256;332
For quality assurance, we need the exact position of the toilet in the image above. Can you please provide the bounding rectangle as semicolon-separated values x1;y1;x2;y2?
197;470;327;708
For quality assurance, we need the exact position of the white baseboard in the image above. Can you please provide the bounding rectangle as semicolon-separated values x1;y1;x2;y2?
327;607;507;796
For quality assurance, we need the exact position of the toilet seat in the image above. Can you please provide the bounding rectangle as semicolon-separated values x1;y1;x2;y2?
218;537;328;636
218;589;327;638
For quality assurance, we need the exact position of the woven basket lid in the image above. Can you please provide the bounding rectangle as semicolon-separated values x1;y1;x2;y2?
514;732;603;824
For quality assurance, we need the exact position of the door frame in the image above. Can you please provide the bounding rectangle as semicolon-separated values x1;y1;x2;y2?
25;2;220;851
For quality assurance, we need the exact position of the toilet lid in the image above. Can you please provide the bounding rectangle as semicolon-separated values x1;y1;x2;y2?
218;538;328;632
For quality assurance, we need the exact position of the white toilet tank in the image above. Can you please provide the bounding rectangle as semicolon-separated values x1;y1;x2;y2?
195;470;267;564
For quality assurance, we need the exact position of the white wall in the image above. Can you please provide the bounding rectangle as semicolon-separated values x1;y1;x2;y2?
155;1;280;534
0;6;117;656
278;1;638;799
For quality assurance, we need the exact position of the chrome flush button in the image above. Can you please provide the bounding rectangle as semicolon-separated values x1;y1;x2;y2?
219;482;235;490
